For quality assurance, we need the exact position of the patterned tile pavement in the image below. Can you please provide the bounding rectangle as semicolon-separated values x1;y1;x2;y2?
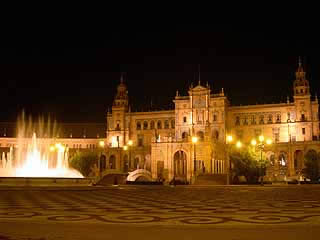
1;185;320;226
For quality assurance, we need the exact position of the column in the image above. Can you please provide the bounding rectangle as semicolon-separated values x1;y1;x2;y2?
288;147;295;176
151;147;157;179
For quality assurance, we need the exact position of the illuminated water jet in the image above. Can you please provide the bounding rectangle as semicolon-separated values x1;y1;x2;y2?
0;113;83;178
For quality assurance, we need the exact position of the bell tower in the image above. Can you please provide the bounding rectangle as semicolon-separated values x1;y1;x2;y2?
107;73;129;148
113;73;129;108
293;57;313;141
293;57;310;97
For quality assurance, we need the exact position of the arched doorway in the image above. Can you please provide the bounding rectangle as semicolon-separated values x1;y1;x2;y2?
100;155;106;171
265;151;275;179
278;151;288;176
109;155;116;169
173;150;187;181
294;150;304;172
123;154;129;172
197;131;204;141
182;132;188;141
266;152;275;166
145;154;151;171
212;130;219;141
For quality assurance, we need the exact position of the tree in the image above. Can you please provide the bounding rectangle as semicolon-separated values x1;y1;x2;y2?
69;151;98;177
229;146;267;184
303;150;320;182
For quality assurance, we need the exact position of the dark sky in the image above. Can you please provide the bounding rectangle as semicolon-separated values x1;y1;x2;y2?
1;23;319;123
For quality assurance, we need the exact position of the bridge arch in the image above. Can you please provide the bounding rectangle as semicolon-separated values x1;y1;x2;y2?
127;169;152;182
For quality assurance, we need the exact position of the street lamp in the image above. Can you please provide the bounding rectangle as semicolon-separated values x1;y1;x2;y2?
99;140;105;148
226;135;233;185
226;135;233;143
236;141;242;148
123;145;129;172
251;135;272;185
127;140;133;170
192;136;198;173
226;136;242;184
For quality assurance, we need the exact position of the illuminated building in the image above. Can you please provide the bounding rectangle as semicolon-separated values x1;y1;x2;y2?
0;59;319;183
105;60;319;183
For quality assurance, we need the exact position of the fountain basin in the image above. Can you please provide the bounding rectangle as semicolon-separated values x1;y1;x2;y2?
0;177;95;187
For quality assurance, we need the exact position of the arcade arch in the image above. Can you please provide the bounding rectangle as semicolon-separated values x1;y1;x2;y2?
123;154;129;172
109;155;116;169
173;150;187;180
196;131;204;141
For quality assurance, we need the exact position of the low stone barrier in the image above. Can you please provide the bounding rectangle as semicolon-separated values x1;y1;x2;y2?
0;177;94;186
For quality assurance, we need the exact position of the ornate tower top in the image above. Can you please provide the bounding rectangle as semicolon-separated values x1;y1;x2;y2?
293;57;310;96
198;64;201;86
113;72;128;108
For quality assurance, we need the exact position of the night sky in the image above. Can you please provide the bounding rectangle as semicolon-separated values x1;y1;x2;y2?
1;24;319;123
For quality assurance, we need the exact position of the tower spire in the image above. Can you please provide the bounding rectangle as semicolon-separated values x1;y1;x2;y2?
296;56;305;74
293;57;310;96
198;64;201;85
298;56;302;68
120;72;124;83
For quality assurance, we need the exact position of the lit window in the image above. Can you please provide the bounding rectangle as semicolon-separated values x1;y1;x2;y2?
235;116;240;126
243;117;248;125
143;121;148;130
150;121;155;129
111;136;118;147
136;122;141;130
182;132;188;141
251;115;256;125
138;135;143;147
259;115;264;124
171;119;175;128
213;114;217;121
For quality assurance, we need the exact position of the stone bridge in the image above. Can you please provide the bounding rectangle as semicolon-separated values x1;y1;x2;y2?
126;169;152;182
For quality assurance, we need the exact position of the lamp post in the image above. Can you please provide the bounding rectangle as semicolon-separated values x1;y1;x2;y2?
226;136;242;185
251;136;272;186
123;145;128;172
127;140;133;170
98;140;105;181
192;136;198;174
226;135;233;184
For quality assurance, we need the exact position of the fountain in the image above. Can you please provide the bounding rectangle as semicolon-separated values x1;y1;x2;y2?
0;113;85;181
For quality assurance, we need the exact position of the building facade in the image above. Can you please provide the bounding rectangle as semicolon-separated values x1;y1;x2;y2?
0;61;319;183
105;61;319;183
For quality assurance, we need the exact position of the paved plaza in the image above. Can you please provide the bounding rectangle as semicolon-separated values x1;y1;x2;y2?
0;185;320;239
